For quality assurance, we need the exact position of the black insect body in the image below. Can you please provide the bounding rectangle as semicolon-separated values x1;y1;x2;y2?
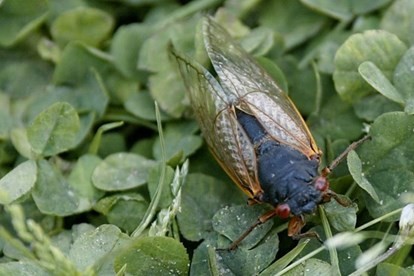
237;109;322;214
171;16;369;249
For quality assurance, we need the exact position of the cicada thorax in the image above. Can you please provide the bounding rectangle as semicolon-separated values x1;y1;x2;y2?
235;108;327;217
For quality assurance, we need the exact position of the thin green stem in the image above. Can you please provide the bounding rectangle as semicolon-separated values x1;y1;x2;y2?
320;206;340;275
355;208;402;233
131;102;166;238
275;246;325;276
311;61;322;116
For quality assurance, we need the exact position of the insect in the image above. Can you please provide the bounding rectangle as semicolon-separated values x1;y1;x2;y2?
170;16;369;249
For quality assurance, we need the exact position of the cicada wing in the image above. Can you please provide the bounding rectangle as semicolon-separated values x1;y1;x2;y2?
241;92;317;157
213;109;262;197
203;17;319;157
170;46;262;197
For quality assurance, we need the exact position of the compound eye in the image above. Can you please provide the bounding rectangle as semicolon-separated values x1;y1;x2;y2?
314;176;329;192
275;203;291;219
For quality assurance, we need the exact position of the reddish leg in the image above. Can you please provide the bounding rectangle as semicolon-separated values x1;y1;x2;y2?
288;216;323;243
325;189;353;206
323;135;371;176
228;208;278;250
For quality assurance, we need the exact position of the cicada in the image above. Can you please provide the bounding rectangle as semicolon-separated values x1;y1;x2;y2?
171;16;368;249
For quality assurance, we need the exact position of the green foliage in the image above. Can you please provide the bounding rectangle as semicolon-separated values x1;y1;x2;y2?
0;0;414;275
114;236;189;275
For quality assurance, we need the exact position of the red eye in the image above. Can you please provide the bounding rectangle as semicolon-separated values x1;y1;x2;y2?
276;203;291;218
314;176;329;192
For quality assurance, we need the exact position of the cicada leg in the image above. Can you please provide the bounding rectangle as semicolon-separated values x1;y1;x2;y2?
322;135;371;176
319;135;370;205
323;189;353;207
247;191;265;206
227;208;278;250
288;216;323;243
247;198;259;206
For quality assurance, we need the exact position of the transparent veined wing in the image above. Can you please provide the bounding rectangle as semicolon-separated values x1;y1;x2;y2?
203;17;319;158
170;45;263;198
